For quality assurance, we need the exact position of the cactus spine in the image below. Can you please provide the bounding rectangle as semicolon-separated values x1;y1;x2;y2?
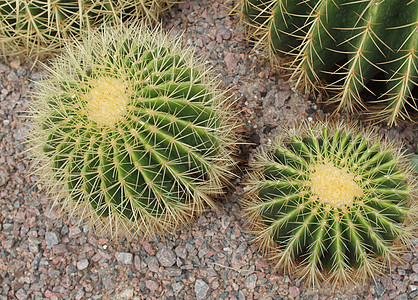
28;23;238;239
240;0;418;126
0;0;176;58
242;122;417;287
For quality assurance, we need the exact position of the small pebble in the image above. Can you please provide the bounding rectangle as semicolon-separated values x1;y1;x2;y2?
45;232;59;247
115;252;133;265
172;282;184;293
289;286;300;298
145;280;159;291
77;259;89;270
245;274;257;290
118;288;134;299
195;279;210;300
156;247;176;267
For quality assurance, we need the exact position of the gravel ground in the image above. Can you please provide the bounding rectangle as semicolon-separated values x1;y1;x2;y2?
0;0;417;299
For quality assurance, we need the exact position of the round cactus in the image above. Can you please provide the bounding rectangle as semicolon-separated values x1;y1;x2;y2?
242;122;417;287
0;0;176;58
239;0;418;126
28;23;238;239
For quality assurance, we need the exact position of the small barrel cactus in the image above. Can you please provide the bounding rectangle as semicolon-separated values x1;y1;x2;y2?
242;122;417;287
28;23;238;239
0;0;175;58
239;0;418;126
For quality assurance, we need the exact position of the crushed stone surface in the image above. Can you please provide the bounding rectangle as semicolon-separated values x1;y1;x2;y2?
0;0;417;299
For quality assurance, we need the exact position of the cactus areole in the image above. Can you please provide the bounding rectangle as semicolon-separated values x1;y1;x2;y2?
29;24;237;238
243;122;417;287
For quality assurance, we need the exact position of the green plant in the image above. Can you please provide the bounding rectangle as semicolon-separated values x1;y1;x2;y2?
240;0;418;126
242;121;417;287
28;23;238;239
0;0;176;58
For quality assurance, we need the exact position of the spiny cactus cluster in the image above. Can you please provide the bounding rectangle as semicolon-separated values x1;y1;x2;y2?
28;23;238;239
242;122;417;287
0;0;175;58
411;146;418;173
240;0;418;126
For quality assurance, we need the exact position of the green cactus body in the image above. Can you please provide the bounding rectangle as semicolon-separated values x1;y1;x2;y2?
0;0;175;58
379;3;418;124
240;0;418;125
243;122;417;287
29;24;238;238
267;1;310;55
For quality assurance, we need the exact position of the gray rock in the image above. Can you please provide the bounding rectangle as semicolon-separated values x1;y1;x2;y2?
134;255;141;270
394;294;408;300
29;236;41;245
245;274;257;290
68;226;81;238
103;276;114;290
156;247;176;267
175;246;187;259
374;281;385;296
289;286;300;298
77;259;89;270
410;273;418;282
45;232;59;247
15;288;27;300
67;264;77;274
115;252;133;265
195;279;209;300
0;169;9;187
2;223;13;233
238;290;245;300
16;68;26;76
145;280;159;291
163;267;182;277
147;256;159;272
75;289;85;300
0;63;10;72
32;252;42;270
117;288;134;299
7;70;17;79
172;282;184;293
237;242;247;254
29;243;40;253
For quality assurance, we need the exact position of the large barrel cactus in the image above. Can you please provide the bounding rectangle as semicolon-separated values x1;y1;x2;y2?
240;0;418;126
242;122;417;287
0;0;175;58
28;23;238;239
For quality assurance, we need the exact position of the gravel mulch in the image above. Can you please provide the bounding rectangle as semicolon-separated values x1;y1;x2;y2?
0;0;417;299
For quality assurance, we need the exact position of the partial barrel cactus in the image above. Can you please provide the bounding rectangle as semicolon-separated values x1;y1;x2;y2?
240;0;418;126
242;122;417;287
0;0;176;58
28;23;238;239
